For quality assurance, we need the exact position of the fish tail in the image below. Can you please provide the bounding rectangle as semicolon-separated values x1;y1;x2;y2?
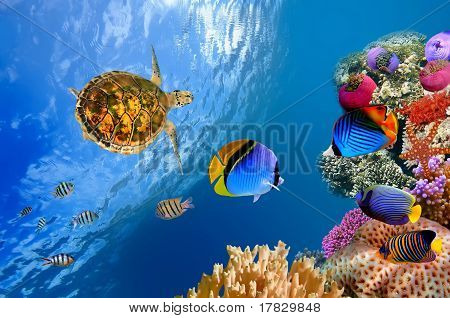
408;204;421;223
208;155;224;184
41;258;52;266
181;197;194;209
431;238;442;254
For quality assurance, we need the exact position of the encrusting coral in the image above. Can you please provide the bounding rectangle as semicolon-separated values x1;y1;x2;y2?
325;218;450;297
186;241;343;298
317;151;415;198
398;90;450;125
321;208;371;258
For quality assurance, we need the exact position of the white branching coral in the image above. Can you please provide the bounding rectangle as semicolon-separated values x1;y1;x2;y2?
186;241;343;298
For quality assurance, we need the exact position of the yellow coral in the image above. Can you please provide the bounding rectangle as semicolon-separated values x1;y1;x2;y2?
186;241;343;298
326;218;450;297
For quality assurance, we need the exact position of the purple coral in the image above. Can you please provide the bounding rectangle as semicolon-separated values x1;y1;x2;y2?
410;157;448;206
367;47;400;73
322;208;371;258
425;31;450;62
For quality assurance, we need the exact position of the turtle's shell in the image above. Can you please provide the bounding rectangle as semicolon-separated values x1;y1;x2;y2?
75;71;168;154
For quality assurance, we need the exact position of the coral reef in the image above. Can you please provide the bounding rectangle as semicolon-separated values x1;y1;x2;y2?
317;151;415;198
398;90;450;125
322;208;371;258
399;121;450;178
325;218;450;297
294;248;326;268
367;47;399;73
334;32;426;108
186;241;343;298
338;74;377;110
409;157;450;228
419;60;450;92
425;31;450;61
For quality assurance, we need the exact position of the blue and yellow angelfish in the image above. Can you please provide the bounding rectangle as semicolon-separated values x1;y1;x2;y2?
208;140;283;203
379;230;442;264
356;185;422;225
325;105;398;157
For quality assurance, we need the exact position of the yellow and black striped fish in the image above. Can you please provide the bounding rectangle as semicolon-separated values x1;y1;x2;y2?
71;210;99;228
379;230;442;263
36;217;46;233
19;206;32;218
41;253;75;267
53;182;74;198
156;197;194;220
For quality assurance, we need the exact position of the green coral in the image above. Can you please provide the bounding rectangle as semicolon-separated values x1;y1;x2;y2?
317;151;416;198
334;32;427;109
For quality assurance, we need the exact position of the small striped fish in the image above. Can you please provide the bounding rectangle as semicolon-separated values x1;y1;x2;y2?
42;253;75;267
53;182;74;198
18;207;32;218
380;230;442;263
156;197;194;220
36;217;46;233
71;210;99;228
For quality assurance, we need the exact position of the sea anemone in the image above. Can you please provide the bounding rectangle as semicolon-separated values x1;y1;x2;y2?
398;90;450;125
419;60;450;92
321;208;371;258
367;47;400;73
338;74;377;111
425;30;450;62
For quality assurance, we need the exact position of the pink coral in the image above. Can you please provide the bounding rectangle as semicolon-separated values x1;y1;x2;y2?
322;208;371;258
419;60;450;92
338;74;377;111
326;218;450;297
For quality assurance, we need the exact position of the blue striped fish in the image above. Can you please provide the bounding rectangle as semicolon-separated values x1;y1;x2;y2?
325;105;398;157
208;140;284;203
53;182;74;198
18;206;32;218
42;253;75;267
380;230;442;263
356;185;421;225
71;210;99;228
156;197;194;220
36;217;46;233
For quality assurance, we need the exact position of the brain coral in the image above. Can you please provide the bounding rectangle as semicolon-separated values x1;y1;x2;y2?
325;218;450;297
186;241;343;298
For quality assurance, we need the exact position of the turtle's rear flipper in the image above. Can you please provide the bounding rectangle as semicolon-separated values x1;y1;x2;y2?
69;88;80;97
164;120;183;174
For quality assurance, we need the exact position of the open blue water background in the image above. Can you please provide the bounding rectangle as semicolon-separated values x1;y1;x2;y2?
0;0;448;297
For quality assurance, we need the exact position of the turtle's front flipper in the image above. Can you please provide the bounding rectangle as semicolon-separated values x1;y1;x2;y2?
69;88;80;97
151;46;162;86
164;120;183;174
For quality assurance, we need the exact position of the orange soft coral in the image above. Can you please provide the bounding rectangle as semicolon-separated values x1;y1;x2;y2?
398;91;450;125
325;218;450;297
399;121;450;179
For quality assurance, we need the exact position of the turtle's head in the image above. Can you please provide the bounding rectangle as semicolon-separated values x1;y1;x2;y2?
167;90;194;108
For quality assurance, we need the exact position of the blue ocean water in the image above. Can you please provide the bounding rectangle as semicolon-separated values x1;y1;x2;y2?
0;0;448;297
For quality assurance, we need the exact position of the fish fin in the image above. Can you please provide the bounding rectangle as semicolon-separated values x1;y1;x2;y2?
41;258;52;266
264;181;280;191
181;197;195;209
381;127;398;145
213;176;233;197
408;204;422;223
253;194;261;203
322;145;337;157
431;238;442;254
209;155;224;184
68;88;80;97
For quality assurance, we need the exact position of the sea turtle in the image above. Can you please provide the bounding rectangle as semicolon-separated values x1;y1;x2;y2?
69;47;193;173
